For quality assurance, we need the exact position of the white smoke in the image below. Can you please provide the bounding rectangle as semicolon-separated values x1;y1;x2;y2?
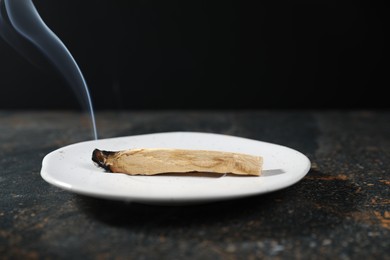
0;0;97;139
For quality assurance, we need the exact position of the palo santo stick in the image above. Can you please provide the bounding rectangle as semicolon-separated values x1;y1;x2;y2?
92;148;262;176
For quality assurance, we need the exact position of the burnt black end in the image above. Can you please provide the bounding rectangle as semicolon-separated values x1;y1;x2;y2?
92;149;113;172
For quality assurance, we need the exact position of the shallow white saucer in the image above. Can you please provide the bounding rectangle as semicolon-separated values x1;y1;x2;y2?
41;132;310;205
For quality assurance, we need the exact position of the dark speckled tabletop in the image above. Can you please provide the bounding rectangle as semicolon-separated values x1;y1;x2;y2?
0;111;389;259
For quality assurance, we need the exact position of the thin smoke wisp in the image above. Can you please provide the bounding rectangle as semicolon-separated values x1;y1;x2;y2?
0;0;98;139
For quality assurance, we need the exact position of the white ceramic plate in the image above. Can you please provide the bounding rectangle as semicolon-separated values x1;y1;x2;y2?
41;132;310;205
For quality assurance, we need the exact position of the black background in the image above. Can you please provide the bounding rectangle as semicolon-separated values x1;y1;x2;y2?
0;1;388;110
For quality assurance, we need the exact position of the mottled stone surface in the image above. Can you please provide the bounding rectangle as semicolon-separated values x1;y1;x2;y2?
0;111;389;259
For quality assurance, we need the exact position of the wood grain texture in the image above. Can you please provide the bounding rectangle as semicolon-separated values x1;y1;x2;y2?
92;148;262;176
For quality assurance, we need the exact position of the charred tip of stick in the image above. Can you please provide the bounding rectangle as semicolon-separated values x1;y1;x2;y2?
92;149;113;172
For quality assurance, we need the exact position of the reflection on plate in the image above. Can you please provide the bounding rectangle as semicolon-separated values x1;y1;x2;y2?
41;132;310;205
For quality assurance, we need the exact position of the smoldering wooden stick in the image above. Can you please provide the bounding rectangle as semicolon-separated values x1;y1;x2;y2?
92;148;262;176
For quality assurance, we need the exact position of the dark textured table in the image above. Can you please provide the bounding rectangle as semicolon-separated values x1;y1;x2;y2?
1;111;389;259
